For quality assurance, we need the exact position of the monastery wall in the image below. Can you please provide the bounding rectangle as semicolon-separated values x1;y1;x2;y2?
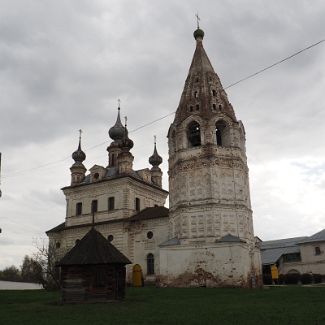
159;243;261;287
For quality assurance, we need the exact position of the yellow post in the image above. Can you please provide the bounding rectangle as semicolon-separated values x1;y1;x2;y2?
132;264;143;287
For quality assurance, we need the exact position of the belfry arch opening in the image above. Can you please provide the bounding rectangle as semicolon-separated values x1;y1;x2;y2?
187;121;201;147
215;120;229;147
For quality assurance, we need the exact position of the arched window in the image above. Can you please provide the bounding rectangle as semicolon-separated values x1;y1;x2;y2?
215;120;227;147
108;197;115;210
147;253;154;275
91;200;98;213
76;202;82;216
216;128;222;146
188;121;201;147
111;153;116;167
135;198;140;212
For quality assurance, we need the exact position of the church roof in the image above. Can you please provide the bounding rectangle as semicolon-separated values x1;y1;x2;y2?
57;228;131;266
260;236;308;250
298;229;325;244
216;234;246;243
128;206;169;221
260;236;307;265
46;222;65;234
261;246;301;265
159;237;181;247
173;28;237;126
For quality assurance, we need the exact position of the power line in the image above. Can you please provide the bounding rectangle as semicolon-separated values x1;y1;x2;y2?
224;39;325;89
2;38;324;179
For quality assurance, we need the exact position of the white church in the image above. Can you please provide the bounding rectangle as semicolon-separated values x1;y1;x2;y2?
47;27;262;287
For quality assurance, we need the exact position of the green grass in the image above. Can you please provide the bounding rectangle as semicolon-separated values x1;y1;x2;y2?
0;286;325;325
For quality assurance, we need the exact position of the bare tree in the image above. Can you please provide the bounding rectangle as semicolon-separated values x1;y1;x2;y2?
33;238;60;290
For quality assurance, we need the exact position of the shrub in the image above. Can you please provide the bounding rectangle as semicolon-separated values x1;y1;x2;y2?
263;274;272;285
284;273;301;284
278;274;285;284
313;274;322;283
301;273;313;284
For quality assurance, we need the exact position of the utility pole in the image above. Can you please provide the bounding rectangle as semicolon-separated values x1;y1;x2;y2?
0;152;2;234
0;152;2;198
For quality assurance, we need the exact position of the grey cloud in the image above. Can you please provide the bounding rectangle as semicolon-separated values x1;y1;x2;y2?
1;0;325;268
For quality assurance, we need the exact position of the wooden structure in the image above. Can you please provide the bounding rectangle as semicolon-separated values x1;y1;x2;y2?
57;228;131;303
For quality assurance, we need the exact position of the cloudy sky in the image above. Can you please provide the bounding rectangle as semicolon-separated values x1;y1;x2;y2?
1;0;325;269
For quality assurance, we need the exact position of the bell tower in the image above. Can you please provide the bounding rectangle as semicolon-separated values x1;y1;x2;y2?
159;26;261;287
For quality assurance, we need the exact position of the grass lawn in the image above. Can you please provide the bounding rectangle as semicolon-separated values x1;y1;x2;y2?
0;286;325;325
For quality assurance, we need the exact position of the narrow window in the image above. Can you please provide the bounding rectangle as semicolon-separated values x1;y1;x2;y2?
212;89;216;96
194;91;198;98
218;104;222;111
135;198;140;212
56;242;61;249
147;231;153;239
196;104;199;111
195;77;199;82
111;153;116;167
108;197;115;210
216;128;222;146
315;247;321;255
188;121;201;147
212;104;217;111
215;120;227;147
189;106;193;112
91;200;98;213
147;253;154;275
76;202;82;216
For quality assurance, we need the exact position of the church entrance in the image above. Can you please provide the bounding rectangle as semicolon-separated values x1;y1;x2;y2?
132;264;143;287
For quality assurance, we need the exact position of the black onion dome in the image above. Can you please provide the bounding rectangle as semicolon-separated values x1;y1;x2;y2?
72;141;86;163
119;128;134;150
149;143;162;167
193;28;204;40
109;109;125;141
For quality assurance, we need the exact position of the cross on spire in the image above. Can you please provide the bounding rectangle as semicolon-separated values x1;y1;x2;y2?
154;135;157;145
78;129;82;142
124;116;128;128
118;98;121;110
195;13;200;29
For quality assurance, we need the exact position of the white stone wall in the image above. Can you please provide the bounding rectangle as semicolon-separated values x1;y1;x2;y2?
126;218;169;282
64;177;167;227
48;216;169;284
162;112;261;287
158;243;261;287
168;120;254;245
278;242;325;275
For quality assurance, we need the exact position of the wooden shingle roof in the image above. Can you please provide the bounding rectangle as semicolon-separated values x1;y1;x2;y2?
57;228;131;266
